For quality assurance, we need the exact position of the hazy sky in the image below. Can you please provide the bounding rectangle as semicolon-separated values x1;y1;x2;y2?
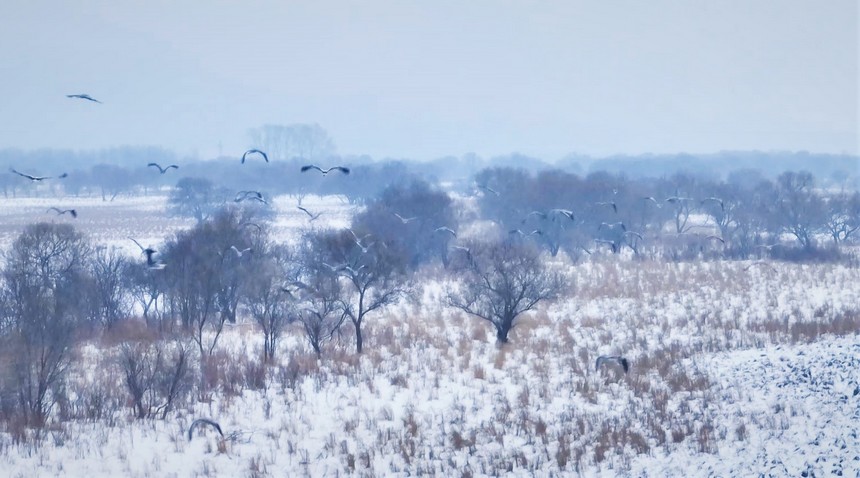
1;1;857;160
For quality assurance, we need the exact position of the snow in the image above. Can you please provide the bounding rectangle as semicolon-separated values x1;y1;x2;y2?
0;194;858;477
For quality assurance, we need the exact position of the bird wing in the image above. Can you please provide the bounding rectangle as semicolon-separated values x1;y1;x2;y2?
10;168;38;180
335;166;350;174
297;206;313;217
301;165;322;173
128;237;147;253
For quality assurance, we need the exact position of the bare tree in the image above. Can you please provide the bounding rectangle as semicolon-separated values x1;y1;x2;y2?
824;192;860;245
1;223;92;427
447;239;566;343
247;123;336;161
294;261;346;357
167;177;228;224
310;229;408;354
775;171;825;250
245;243;297;362
89;246;133;329
119;338;192;419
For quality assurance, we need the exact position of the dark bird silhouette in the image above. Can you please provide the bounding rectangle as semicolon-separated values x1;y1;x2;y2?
392;212;418;224
235;191;266;204
595;355;629;373
434;226;457;237
47;207;77;218
297;206;322;221
10;168;67;181
596;201;617;214
549;209;575;221
301;165;350;175
187;418;224;441
524;211;548;221
129;237;164;269
147;162;179;174
66;93;101;103
640;196;662;208
241;149;269;163
704;235;726;244
665;196;694;204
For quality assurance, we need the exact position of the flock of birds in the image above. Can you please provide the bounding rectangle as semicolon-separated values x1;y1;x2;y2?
9;93;362;271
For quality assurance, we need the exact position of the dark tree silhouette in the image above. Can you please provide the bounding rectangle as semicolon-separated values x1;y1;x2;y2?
447;239;566;343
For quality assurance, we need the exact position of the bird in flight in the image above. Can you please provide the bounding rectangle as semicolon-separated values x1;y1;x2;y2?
640;196;662;208
10;168;68;181
47;207;77;218
66;94;101;103
235;191;266;204
475;184;499;196
222;245;252;258
700;197;725;212
297;206;322;221
434;226;457;237
301;165;350;175
509;229;542;236
129;237;164;269
392;212;418;224
549;209;575;222
241;149;269;163
596;201;618;214
147;162;179;174
187;418;224;441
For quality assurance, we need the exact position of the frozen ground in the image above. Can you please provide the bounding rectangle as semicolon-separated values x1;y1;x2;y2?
0;194;858;477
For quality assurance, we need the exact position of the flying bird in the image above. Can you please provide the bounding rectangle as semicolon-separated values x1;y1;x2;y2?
241;149;269;163
700;197;725;211
599;222;626;232
476;184;500;196
704;235;725;244
187;418;224;441
665;196;694;204
235;191;266;204
147;162;179;174
549;209;575;221
509;229;542;236
321;262;346;273
392;212;418;224
222;245;252;258
640;196;662;208
434;226;457;237
129;237;164;269
10;168;67;181
47;207;77;218
66;94;101;103
301;165;350;175
348;229;373;252
297;206;322;221
596;201;617;214
595;355;629;373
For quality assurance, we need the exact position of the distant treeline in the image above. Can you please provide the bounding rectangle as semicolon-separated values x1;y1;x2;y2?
2;146;857;195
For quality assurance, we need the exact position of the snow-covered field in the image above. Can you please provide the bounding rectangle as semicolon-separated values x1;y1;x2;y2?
1;195;858;477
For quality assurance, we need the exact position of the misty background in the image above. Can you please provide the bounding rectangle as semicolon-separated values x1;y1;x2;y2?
0;1;857;162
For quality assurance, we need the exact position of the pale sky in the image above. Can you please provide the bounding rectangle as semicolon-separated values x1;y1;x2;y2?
1;1;857;160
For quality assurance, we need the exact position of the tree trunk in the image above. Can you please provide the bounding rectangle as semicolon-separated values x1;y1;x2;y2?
355;322;364;354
